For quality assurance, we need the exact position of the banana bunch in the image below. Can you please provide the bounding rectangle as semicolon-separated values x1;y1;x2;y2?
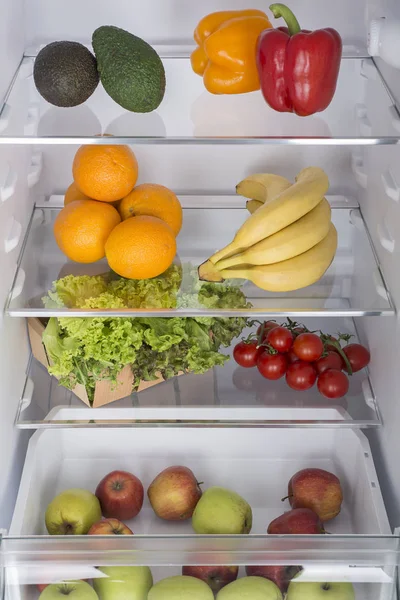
198;167;338;292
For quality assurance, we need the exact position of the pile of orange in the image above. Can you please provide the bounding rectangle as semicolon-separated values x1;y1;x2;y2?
54;144;183;280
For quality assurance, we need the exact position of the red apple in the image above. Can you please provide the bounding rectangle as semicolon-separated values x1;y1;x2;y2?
95;470;144;520
182;566;238;593
286;468;343;522
37;584;48;592
246;565;302;593
88;518;133;535
147;466;202;520
267;508;325;534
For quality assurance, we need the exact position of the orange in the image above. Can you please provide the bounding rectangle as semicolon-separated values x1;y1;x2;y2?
72;145;138;202
105;216;176;279
119;183;183;236
54;200;121;263
64;182;92;206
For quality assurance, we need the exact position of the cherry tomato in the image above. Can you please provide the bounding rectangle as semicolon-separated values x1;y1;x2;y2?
343;344;370;373
293;333;323;362
266;326;293;353
287;348;301;364
286;361;317;391
257;321;279;341
233;341;260;368
317;369;349;399
257;351;288;380
315;351;344;375
324;336;341;355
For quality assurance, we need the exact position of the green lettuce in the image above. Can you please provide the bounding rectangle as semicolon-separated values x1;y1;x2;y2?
41;266;250;403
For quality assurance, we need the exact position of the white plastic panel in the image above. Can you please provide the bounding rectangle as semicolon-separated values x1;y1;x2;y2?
24;0;368;54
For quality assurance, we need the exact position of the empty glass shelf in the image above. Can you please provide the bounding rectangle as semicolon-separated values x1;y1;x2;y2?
7;196;394;318
0;57;399;144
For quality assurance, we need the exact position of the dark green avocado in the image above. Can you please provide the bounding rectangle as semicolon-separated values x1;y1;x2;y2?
92;26;166;113
34;41;99;107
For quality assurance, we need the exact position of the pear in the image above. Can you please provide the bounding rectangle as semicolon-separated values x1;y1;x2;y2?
192;486;252;534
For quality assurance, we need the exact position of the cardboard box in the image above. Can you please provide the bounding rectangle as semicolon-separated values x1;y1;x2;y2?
27;317;183;408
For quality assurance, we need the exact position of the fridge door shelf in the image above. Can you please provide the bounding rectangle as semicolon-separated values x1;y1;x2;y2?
7;199;394;318
17;340;381;428
0;57;400;144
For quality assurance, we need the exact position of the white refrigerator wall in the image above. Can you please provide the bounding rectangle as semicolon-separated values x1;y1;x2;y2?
25;0;368;52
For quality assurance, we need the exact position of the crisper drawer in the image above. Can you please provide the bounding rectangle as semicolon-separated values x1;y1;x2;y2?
10;429;389;537
5;428;397;600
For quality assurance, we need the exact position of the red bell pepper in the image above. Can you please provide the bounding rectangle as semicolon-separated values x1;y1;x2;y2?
257;3;342;116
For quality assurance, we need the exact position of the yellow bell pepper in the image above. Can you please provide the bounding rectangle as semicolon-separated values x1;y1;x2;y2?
191;10;272;94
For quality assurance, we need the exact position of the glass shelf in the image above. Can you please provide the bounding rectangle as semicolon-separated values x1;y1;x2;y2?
1;57;400;144
7;197;394;318
17;315;381;428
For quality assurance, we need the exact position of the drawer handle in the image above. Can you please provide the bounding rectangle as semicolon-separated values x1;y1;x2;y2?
382;169;400;203
4;217;22;253
0;164;17;202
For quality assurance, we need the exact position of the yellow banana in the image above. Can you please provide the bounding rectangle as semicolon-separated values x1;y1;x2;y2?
236;173;292;203
209;167;329;265
246;199;263;214
215;198;331;269
209;224;338;292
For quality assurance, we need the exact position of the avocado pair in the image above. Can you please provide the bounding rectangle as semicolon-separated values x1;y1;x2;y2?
34;26;166;113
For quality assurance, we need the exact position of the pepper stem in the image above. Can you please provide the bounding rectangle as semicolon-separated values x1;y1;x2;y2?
269;3;301;36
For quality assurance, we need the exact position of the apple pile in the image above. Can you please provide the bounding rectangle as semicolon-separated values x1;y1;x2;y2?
233;319;370;400
40;465;350;599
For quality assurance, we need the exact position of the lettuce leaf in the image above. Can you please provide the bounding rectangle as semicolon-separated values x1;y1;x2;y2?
41;265;250;403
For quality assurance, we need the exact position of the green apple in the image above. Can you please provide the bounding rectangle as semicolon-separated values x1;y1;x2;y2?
287;581;355;600
192;487;252;534
217;576;282;599
148;575;213;600
45;489;102;535
39;581;98;600
93;566;153;600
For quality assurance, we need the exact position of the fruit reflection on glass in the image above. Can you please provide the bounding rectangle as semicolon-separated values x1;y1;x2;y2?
95;470;144;520
93;566;153;600
148;575;214;600
39;581;98;600
285;468;343;522
88;518;133;535
192;486;252;534
286;581;355;600
148;466;202;520
45;489;102;535
217;576;283;600
182;566;239;594
245;566;301;594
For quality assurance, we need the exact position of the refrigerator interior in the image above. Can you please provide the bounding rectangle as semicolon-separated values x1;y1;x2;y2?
0;0;400;597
